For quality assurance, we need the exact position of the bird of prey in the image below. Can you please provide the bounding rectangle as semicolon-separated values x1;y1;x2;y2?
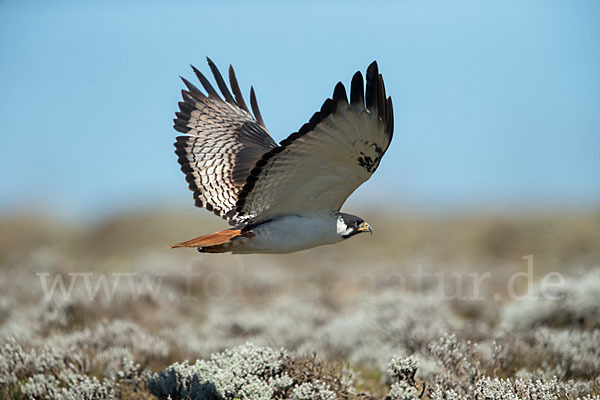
170;58;393;254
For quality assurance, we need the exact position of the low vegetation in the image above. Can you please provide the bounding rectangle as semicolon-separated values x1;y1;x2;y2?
1;210;599;399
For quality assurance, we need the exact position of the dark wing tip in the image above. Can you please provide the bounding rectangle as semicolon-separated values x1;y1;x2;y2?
206;57;236;104
178;101;194;114
228;65;250;113
250;86;267;129
350;71;364;106
177;78;203;129
180;76;203;98
332;82;348;104
191;64;221;99
367;60;379;73
320;98;336;115
174;119;190;133
365;61;379;111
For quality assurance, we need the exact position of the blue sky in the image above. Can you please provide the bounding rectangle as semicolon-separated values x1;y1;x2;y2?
1;1;599;219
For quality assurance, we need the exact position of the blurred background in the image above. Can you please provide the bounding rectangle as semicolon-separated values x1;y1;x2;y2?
1;1;600;398
1;0;599;219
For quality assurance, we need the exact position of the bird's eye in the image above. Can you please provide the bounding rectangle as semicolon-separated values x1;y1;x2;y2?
355;221;361;227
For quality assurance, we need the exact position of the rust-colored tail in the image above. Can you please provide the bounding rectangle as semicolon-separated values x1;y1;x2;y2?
170;229;252;253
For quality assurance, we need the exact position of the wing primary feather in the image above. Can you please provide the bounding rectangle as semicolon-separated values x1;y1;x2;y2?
365;61;379;111
180;77;205;99
332;82;348;104
175;111;188;120
320;98;335;115
178;101;194;114
206;57;236;104
173;119;190;133
191;64;221;100
250;86;266;129
183;90;203;104
378;74;387;101
350;71;364;106
386;97;394;137
377;75;386;121
228;65;251;113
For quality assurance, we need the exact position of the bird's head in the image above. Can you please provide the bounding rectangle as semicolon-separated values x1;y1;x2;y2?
337;212;372;239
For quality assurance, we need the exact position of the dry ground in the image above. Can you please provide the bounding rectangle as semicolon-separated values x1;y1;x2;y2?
1;210;599;399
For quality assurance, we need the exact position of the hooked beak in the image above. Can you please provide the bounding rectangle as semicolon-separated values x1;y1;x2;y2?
358;222;373;235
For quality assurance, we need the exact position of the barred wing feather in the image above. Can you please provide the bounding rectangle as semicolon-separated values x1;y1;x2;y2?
173;58;277;220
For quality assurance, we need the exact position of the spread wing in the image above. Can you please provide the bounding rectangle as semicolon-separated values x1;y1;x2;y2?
173;58;277;220
232;61;393;225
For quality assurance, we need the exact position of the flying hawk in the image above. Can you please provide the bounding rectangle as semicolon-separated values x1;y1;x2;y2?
170;58;393;254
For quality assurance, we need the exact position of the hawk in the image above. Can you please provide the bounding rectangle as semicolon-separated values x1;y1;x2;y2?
170;58;393;254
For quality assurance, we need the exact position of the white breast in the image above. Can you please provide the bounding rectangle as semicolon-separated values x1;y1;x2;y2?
232;212;342;254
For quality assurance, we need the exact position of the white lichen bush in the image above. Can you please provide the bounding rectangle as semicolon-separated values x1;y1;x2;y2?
290;381;337;400
386;356;419;385
473;376;575;400
388;381;419;400
147;343;356;400
0;321;156;399
385;356;421;400
426;334;482;398
22;372;118;400
384;339;600;400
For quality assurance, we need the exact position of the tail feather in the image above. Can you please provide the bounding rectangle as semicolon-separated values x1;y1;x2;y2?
170;229;243;248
